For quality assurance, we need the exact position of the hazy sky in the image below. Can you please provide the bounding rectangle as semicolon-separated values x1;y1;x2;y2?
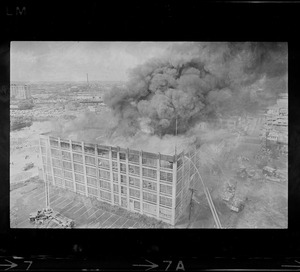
11;42;173;82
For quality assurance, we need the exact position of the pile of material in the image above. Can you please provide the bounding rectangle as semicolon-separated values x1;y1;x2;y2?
254;146;272;162
29;208;75;228
23;162;34;171
222;181;236;202
227;197;245;213
222;180;245;213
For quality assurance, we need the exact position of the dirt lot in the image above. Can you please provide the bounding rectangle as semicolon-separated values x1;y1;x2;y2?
10;121;53;184
10;107;107;185
185;115;287;229
10;178;168;229
187;171;287;229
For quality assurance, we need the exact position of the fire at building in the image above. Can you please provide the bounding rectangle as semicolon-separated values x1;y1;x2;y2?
39;132;199;226
11;41;288;229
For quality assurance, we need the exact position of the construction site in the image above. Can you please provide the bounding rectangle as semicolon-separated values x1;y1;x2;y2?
10;42;288;229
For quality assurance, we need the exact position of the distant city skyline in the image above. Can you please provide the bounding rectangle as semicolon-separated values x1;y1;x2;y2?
11;42;174;82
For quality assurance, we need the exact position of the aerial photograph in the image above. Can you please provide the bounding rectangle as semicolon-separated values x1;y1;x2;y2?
10;42;288;229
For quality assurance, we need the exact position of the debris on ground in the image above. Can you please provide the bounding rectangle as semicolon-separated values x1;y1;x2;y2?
222;180;236;201
222;180;246;213
265;176;281;183
23;162;34;171
236;167;248;179
262;166;286;183
29;207;75;228
227;196;246;213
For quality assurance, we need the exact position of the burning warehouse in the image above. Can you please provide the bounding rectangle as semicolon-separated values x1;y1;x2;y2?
39;132;200;225
38;42;287;227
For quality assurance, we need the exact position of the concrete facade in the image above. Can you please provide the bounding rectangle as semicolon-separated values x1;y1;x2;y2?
39;133;193;225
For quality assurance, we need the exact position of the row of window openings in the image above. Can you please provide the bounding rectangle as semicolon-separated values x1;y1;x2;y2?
53;175;172;208
47;174;173;214
47;180;173;218
44;164;171;187
114;196;172;217
54;183;111;202
49;176;97;194
49;155;148;176
47;162;172;183
51;176;110;191
98;168;173;183
45;146;174;170
115;183;172;197
49;166;173;194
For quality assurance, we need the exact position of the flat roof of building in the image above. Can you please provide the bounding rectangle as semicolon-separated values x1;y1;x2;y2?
41;130;187;157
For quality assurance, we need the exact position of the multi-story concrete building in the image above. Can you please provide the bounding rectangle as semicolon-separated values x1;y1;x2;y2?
10;84;31;100
39;132;195;226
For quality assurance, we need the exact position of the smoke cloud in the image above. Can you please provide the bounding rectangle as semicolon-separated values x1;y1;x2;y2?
51;42;287;155
104;42;287;137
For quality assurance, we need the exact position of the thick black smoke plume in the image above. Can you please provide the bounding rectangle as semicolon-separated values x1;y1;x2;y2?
104;42;287;137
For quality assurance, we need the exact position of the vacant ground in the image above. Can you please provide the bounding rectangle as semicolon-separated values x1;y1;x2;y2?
185;115;287;229
10;121;53;184
10;178;169;229
10;106;109;185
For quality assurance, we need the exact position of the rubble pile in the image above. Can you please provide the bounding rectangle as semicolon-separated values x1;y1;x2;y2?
222;180;246;213
254;145;272;164
29;208;75;228
23;162;34;171
222;181;236;202
228;197;245;213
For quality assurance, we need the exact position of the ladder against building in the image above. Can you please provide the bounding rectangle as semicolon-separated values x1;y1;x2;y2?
185;153;222;229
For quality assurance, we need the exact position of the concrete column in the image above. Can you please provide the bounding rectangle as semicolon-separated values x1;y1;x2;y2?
117;147;121;205
177;152;186;223
69;140;77;193
39;136;48;208
108;146;114;204
82;142;89;197
39;136;46;183
95;145;101;201
139;151;143;214
156;153;161;220
171;155;178;226
48;137;55;188
58;138;65;189
45;137;54;208
126;148;130;209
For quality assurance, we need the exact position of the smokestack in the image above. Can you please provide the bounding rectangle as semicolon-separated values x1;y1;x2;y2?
87;73;89;86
